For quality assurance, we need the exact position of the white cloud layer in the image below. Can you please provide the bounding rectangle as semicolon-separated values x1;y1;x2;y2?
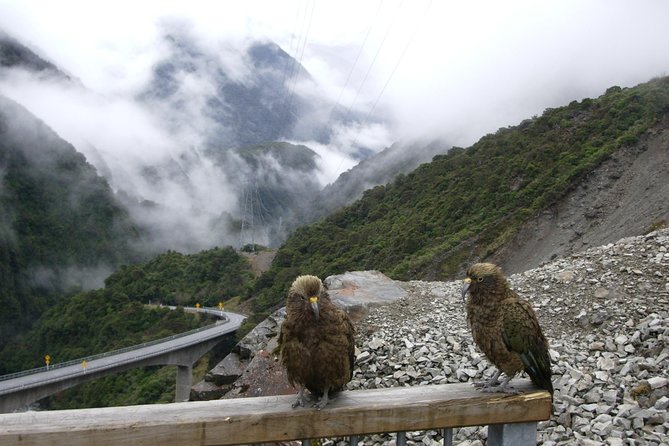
2;0;669;146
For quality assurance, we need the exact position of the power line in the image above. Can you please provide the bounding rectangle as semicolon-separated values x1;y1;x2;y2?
284;1;311;93
278;4;305;97
324;0;433;186
237;180;250;249
362;0;434;132
326;0;384;124
340;0;405;123
321;1;405;186
281;0;316;133
238;170;278;250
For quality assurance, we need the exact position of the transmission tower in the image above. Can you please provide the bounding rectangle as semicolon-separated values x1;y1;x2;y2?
238;177;271;251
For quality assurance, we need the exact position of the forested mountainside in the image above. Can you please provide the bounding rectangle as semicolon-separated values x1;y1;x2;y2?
0;289;210;409
0;95;141;349
250;76;669;313
103;246;255;308
488;117;669;275
303;140;449;224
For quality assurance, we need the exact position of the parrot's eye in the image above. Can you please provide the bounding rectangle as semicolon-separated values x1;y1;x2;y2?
477;276;484;282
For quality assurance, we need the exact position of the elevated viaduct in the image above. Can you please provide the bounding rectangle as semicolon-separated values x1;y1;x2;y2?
0;309;246;413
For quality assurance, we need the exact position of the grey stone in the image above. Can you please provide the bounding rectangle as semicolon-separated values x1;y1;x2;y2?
648;377;668;389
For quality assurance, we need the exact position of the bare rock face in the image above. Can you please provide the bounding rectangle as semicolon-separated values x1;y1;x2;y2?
222;335;295;399
189;380;230;401
325;270;408;320
206;352;247;386
234;308;285;360
190;314;293;401
190;308;286;400
490;123;669;275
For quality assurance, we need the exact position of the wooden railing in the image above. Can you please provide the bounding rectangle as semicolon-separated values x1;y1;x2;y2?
0;379;551;446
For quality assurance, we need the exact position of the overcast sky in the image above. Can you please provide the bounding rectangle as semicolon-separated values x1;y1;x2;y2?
1;0;669;255
2;0;669;148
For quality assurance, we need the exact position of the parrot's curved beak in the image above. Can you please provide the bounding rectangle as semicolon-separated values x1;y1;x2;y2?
461;277;472;303
309;296;320;320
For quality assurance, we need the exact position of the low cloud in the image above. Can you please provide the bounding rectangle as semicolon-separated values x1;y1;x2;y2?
1;0;669;255
0;66;243;253
29;264;116;292
373;1;669;147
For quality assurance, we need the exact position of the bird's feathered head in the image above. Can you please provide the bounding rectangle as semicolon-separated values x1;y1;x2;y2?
461;263;508;303
288;275;324;320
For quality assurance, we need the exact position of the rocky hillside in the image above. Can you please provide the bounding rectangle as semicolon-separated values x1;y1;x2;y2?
490;119;669;275
197;228;669;445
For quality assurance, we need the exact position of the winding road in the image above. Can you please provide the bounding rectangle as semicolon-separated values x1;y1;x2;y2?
0;308;246;412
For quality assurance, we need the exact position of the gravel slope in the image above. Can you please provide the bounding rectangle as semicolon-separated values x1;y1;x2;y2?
489;123;669;276
348;228;669;445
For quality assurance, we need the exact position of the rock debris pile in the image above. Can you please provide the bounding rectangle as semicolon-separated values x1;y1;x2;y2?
345;228;669;446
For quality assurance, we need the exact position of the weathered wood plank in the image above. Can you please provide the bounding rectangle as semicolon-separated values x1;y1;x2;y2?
0;380;551;446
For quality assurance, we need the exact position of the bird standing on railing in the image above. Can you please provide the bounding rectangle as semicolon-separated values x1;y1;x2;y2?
277;275;355;409
461;263;554;396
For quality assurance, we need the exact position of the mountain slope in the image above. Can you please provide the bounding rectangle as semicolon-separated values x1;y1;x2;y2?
203;228;669;444
250;76;669;311
348;228;669;444
304;139;450;223
489;121;669;274
0;29;389;251
139;33;351;153
0;30;74;82
0;95;141;348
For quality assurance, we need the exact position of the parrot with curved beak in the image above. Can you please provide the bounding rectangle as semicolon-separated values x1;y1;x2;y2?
461;263;554;397
277;275;355;409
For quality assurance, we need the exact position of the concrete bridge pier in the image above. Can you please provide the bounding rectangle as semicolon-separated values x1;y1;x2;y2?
176;365;193;402
158;335;229;403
